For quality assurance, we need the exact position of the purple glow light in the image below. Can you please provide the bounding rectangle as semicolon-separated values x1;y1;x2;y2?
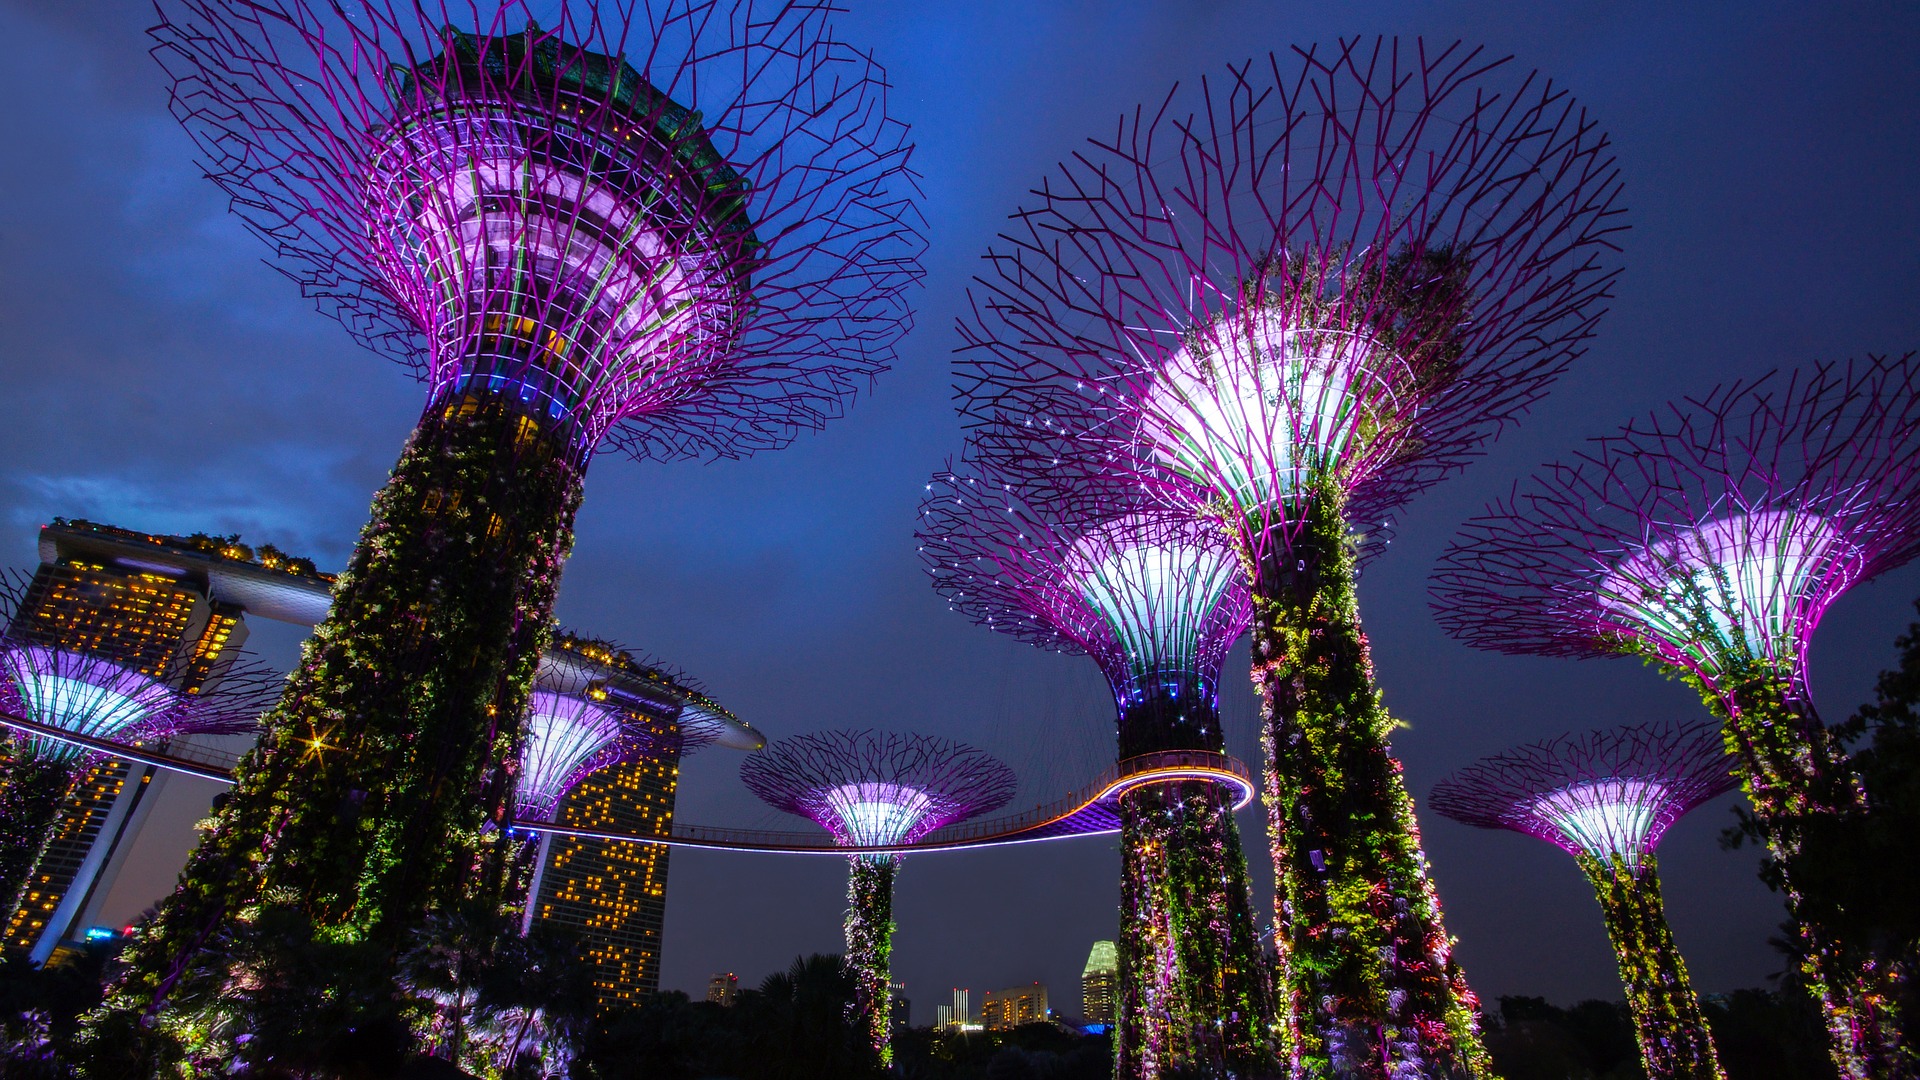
1064;513;1244;691
514;690;628;818
822;782;936;847
918;472;1250;707
741;730;1016;849
0;646;180;761
1598;508;1857;677
1430;719;1737;869
1145;313;1415;512
1529;779;1669;871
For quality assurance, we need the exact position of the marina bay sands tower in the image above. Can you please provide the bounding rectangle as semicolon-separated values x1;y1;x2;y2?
1;518;325;963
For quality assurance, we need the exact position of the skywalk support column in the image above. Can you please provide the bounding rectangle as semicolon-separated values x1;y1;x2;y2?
1116;677;1269;1077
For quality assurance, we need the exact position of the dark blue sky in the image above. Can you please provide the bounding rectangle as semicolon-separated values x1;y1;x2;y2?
2;0;1917;1020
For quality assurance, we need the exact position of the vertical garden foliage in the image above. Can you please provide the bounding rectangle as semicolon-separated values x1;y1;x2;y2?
1117;781;1271;1079
844;855;898;1067
1250;491;1487;1079
1114;681;1273;1078
105;394;585;1039
1579;853;1725;1080
0;751;77;920
1681;662;1910;1080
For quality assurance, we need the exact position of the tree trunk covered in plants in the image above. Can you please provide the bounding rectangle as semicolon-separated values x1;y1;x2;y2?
1114;680;1274;1079
0;750;78;920
103;391;585;1034
1248;489;1488;1079
1690;664;1912;1080
1578;853;1724;1080
844;854;898;1067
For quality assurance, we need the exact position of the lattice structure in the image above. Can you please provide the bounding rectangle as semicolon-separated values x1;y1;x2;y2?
742;730;1013;1065
1431;354;1920;1079
154;0;923;462
952;37;1624;1077
918;467;1270;1076
106;3;920;1056
1432;720;1736;1079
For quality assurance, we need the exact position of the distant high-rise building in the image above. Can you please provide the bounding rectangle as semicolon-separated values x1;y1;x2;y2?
935;1004;954;1030
2;519;327;962
981;983;1049;1030
890;980;911;1034
953;987;970;1025
1081;940;1117;1025
707;972;739;1007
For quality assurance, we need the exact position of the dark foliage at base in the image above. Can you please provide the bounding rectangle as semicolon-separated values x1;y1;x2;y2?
1484;991;1832;1080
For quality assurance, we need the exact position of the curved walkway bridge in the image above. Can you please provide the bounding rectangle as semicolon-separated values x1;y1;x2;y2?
0;711;1253;857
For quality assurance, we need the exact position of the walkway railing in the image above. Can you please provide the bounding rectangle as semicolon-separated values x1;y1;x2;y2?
0;709;1254;856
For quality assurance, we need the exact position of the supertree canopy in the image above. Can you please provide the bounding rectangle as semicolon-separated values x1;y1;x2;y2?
0;632;278;931
741;730;1014;1066
113;0;920;1038
1430;354;1920;1079
918;467;1272;1077
1430;719;1737;1080
954;38;1624;1077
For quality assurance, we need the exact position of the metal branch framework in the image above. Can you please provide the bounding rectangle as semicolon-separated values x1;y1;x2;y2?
1430;354;1920;1080
741;730;1015;849
742;730;1013;1067
918;468;1248;710
949;37;1624;1078
917;466;1271;1077
1429;718;1736;872
154;0;924;460
1430;355;1920;690
956;36;1624;560
1431;719;1736;1080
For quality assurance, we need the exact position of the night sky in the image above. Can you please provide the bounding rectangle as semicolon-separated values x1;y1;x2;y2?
3;0;1918;1025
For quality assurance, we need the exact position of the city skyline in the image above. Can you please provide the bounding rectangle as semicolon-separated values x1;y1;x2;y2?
0;0;1916;1029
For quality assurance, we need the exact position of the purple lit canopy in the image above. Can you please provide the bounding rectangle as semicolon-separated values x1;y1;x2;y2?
152;0;923;460
741;730;1016;849
1430;354;1920;689
1429;719;1737;871
917;468;1248;709
955;38;1625;556
0;642;276;762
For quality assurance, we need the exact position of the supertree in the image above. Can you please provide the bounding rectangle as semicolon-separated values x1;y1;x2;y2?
114;0;921;1029
1429;719;1737;1080
740;730;1015;1066
918;465;1273;1077
953;38;1624;1077
1430;354;1920;1078
0;631;279;922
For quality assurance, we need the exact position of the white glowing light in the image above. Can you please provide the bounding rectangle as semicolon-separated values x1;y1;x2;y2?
1530;779;1668;870
0;646;175;761
516;691;626;816
1065;515;1240;680
1600;510;1855;673
824;782;935;846
1144;309;1411;511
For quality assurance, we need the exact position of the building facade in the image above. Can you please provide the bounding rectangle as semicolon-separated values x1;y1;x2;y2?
2;520;293;962
1081;940;1117;1025
707;972;739;1006
982;983;1050;1030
